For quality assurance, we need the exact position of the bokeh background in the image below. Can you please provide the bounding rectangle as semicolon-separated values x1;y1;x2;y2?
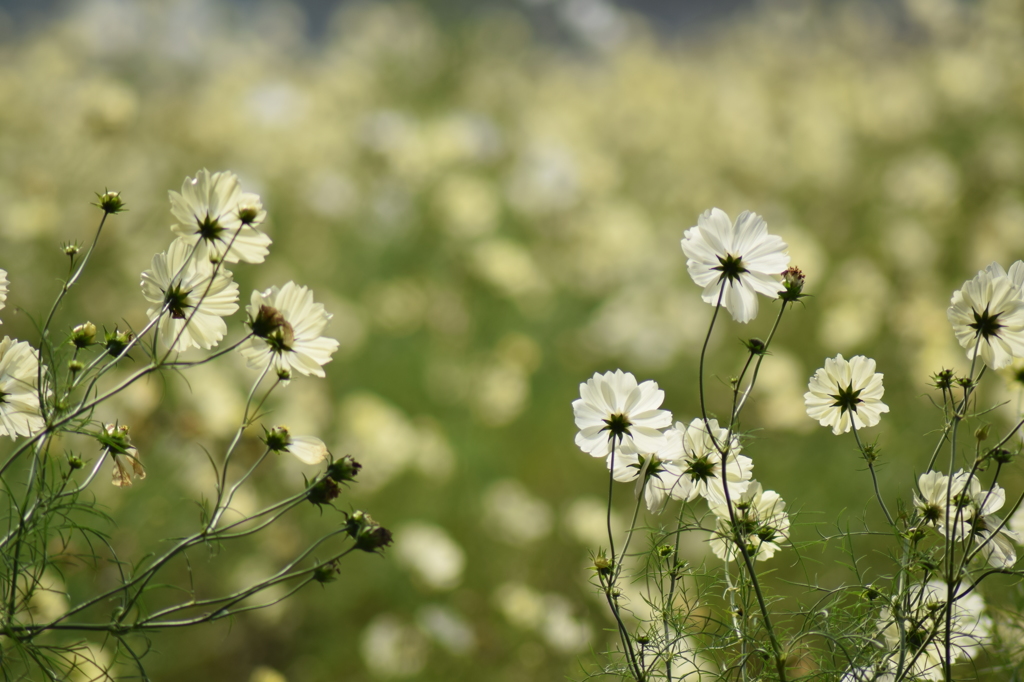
3;0;1024;679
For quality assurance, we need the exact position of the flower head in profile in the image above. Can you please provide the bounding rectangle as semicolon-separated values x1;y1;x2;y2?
239;282;339;378
141;238;240;351
572;370;672;462
709;482;789;562
0;337;45;439
98;424;144;487
914;470;970;530
0;269;8;323
263;425;330;465
947;263;1024;370
947;474;1020;569
170;169;271;264
609;436;691;514
681;208;790;323
664;418;753;505
879;580;990;680
805;354;889;435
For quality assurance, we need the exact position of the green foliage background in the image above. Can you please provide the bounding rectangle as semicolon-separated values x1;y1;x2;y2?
4;0;1024;679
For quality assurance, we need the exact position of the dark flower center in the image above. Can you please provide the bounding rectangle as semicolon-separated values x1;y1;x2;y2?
829;383;862;414
164;285;193;319
970;305;1003;340
602;413;632;443
197;212;224;240
685;455;716;483
713;253;748;283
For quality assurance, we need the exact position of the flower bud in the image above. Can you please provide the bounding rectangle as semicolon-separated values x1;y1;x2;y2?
990;448;1015;465
71;322;97;348
343;510;393;553
931;368;955;390
95;190;126;214
263;425;292;452
68;455;84;470
327;455;361;483
68;359;85;374
313;560;340;584
104;328;134;359
62;242;81;256
744;338;767;356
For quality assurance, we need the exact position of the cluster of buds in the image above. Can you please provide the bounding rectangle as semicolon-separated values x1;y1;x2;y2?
306;454;362;507
342;510;392;553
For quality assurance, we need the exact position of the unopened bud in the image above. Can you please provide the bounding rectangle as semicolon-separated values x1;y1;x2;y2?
71;322;97;348
263;425;291;453
343;510;393;553
95;190;126;214
67;359;85;374
744;338;767;356
104;328;134;359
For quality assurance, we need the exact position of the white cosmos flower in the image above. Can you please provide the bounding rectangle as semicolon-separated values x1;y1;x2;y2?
805;354;889;435
671;418;752;505
914;470;970;531
141;238;240;351
239;282;340;379
709;482;789;562
947;263;1024;370
680;208;790;324
170;169;271;264
948;474;1020;569
609;437;691;514
0;269;8;322
879;580;990;681
0;337;45;439
572;370;672;462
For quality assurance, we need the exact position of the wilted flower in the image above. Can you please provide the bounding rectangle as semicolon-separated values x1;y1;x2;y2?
680;208;790;324
805;354;889;435
98;424;144;487
947;263;1024;370
141;238;240;351
239;283;339;378
572;369;672;462
0;337;45;439
709;482;789;562
169;169;271;264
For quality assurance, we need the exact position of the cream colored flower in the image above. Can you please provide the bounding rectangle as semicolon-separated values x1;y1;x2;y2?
0;336;45;439
170;169;271;264
805;354;889;435
141;238;240;351
239;282;339;378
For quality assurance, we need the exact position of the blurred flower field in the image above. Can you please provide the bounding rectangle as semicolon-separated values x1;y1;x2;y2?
4;0;1024;679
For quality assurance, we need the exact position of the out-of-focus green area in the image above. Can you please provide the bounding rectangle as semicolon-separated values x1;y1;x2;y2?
3;0;1024;679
